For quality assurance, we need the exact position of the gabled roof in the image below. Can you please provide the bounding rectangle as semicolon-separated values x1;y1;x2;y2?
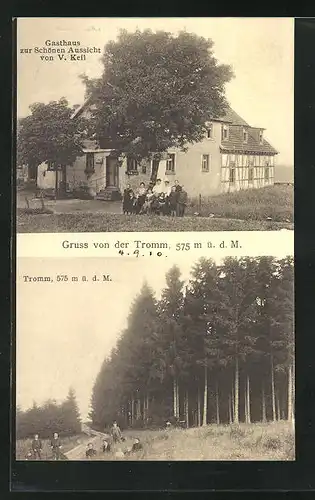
220;125;278;155
214;106;249;126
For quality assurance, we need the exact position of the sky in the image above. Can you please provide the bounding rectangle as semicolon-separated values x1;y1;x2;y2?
17;17;294;166
17;251;292;419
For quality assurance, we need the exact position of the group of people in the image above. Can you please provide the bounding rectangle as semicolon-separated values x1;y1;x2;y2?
85;421;143;459
26;432;63;461
123;179;188;217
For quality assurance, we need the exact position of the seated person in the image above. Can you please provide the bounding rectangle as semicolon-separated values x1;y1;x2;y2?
131;438;143;452
152;178;163;196
136;182;147;214
140;188;154;214
102;439;111;453
86;442;97;459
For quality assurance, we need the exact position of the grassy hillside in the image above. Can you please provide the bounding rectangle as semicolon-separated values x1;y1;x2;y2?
90;421;294;461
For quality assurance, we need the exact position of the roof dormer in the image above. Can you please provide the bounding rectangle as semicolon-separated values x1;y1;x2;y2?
221;124;229;141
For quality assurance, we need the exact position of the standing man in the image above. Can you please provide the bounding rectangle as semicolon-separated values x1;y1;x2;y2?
177;185;188;217
110;421;123;444
31;433;42;460
50;432;62;460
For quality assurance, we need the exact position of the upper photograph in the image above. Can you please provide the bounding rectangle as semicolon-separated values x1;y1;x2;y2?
16;17;294;233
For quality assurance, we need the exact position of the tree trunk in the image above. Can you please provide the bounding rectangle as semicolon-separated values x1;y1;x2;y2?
271;354;276;422
231;384;235;423
215;381;220;425
173;378;177;418
228;394;232;424
197;386;201;427
247;376;251;424
244;381;248;424
262;382;267;423
185;390;189;428
150;159;160;184
176;379;180;419
288;364;293;422
55;169;58;199
234;357;239;424
131;395;135;426
276;391;280;421
292;358;295;423
202;363;208;426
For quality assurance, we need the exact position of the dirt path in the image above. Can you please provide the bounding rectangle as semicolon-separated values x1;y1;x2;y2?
64;429;109;460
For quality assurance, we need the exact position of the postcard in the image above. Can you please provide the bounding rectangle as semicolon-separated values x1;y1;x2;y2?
13;17;294;482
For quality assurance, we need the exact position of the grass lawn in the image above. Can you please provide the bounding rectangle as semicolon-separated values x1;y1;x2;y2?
16;433;88;460
85;421;295;461
17;185;293;232
187;185;293;222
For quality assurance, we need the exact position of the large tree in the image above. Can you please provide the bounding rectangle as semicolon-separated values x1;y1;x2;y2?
17;98;88;194
82;29;233;181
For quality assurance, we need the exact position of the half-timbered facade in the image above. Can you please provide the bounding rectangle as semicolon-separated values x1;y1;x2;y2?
36;101;278;199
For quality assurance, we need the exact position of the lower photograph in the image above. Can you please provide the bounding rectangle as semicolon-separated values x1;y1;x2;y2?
15;253;294;462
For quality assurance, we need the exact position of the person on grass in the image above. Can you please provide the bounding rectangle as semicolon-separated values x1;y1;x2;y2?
31;433;42;460
86;442;97;459
50;432;62;460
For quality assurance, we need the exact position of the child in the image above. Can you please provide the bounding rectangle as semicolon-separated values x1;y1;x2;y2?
86;442;97;459
122;184;133;214
169;186;178;217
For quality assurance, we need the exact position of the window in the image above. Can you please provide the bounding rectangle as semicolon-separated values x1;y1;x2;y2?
202;154;210;172
206;123;213;139
243;128;248;143
166;153;175;173
249;167;254;182
127;157;138;172
264;167;269;182
221;124;229;141
85;153;95;176
141;164;147;174
47;161;56;171
229;168;236;184
265;156;271;167
259;130;263;144
249;155;254;166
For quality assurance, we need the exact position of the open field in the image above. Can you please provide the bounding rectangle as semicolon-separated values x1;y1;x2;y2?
15;433;89;460
16;185;293;232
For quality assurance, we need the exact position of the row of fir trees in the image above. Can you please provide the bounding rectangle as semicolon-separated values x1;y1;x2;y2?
90;257;294;430
17;388;81;439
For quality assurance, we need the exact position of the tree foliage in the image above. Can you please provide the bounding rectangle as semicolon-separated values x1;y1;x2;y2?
17;98;88;169
16;388;81;439
90;257;294;429
81;29;234;165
